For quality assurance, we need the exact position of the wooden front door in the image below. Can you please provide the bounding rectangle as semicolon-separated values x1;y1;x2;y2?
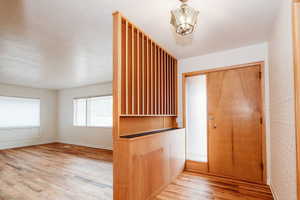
207;65;263;183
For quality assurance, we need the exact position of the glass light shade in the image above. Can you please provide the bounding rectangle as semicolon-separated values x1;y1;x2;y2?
170;3;199;36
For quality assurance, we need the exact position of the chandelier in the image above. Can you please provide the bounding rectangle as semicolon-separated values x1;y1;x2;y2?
170;0;199;36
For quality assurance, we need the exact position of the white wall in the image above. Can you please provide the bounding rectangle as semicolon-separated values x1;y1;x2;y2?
268;0;297;199
178;43;271;183
58;83;113;150
0;83;58;149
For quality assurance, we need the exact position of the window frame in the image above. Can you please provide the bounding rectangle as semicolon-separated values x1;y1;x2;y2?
73;94;113;128
0;95;41;130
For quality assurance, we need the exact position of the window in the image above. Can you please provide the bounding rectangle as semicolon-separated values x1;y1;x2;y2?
73;98;87;126
0;96;40;128
73;95;112;127
186;75;208;162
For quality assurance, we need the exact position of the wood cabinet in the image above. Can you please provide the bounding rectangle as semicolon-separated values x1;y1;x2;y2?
114;128;185;200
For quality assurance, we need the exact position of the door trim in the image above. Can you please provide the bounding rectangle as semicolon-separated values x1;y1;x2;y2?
292;0;300;199
182;61;267;184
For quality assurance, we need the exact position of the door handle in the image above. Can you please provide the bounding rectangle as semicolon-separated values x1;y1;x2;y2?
208;116;217;129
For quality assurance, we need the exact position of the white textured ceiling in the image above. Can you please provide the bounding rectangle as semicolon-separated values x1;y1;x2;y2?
0;0;280;89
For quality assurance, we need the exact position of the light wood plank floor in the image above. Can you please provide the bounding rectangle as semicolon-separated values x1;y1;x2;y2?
155;172;274;200
0;143;113;200
0;143;273;200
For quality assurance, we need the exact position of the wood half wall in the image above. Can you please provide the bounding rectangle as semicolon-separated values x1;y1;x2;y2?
113;12;185;200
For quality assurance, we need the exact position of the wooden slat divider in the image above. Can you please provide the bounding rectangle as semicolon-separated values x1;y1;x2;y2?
117;14;178;117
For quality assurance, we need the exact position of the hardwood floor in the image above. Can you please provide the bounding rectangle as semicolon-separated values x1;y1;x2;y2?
0;143;273;200
155;172;274;200
0;143;113;200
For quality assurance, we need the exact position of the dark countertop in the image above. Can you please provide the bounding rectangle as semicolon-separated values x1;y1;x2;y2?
120;128;181;139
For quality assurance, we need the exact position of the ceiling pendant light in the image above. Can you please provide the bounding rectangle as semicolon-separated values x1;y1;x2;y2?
170;0;199;36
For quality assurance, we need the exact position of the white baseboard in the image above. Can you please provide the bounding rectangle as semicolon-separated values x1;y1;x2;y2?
0;138;57;150
270;184;279;200
0;138;113;151
58;140;113;151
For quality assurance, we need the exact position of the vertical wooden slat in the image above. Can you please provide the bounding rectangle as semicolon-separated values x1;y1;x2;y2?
164;52;167;115
170;56;173;115
175;59;178;115
162;51;165;115
170;56;172;115
169;55;171;115
125;21;129;114
136;29;140;115
172;58;175;115
171;58;174;115
139;32;145;115
169;56;171;115
161;50;164;115
127;24;132;114
149;40;154;115
112;12;122;137
143;36;147;115
162;49;164;115
165;52;168;115
156;46;159;115
170;57;172;115
157;47;161;115
121;19;126;115
141;34;145;115
149;40;153;115
131;25;136;115
166;54;169;115
154;43;157;115
147;38;150;115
